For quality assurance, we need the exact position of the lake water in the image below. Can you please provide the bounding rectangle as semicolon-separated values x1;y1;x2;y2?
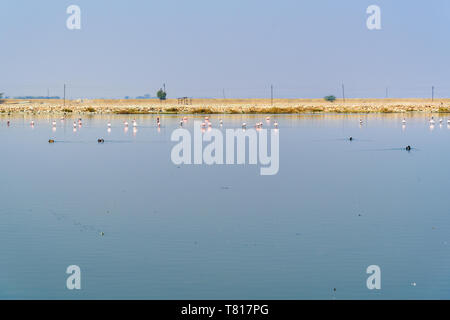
1;113;450;299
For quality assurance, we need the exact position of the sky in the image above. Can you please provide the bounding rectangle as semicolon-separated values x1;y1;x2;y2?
1;0;450;99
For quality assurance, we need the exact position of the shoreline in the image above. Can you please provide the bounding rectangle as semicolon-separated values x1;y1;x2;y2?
1;98;450;115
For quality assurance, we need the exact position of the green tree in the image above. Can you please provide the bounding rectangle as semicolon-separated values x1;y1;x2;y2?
324;95;336;102
157;89;167;101
0;92;4;104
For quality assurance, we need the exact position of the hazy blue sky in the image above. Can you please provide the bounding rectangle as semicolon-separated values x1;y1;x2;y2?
1;0;449;99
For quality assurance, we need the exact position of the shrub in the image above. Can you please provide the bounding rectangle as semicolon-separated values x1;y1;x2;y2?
192;108;217;114
84;107;96;113
380;107;394;113
113;109;150;114
164;107;179;113
324;95;336;102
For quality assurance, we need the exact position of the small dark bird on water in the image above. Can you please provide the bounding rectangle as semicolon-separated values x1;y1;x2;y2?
406;145;411;151
98;139;105;143
349;137;353;141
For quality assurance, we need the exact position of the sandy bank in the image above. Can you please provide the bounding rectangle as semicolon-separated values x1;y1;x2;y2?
1;98;450;115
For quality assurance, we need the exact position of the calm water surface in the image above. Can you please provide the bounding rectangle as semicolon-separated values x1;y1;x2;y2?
1;113;450;299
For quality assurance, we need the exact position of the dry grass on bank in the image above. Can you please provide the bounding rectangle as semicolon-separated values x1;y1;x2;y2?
1;98;450;115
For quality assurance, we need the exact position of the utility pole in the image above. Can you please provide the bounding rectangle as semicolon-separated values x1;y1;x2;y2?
64;84;66;106
163;83;166;103
47;88;50;99
432;86;434;101
271;84;273;106
385;87;388;99
342;83;345;103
